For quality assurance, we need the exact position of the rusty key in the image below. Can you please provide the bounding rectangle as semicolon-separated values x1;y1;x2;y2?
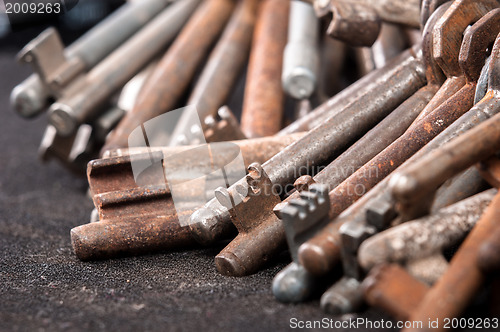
189;45;427;252
272;184;333;303
199;48;427;276
72;133;304;260
392;31;500;212
299;5;500;278
169;0;259;146
358;189;496;271
271;75;437;301
11;0;172;118
45;0;201;137
102;0;235;153
404;160;500;332
240;0;289;138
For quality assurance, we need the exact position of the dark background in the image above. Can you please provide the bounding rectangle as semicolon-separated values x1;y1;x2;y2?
0;3;496;332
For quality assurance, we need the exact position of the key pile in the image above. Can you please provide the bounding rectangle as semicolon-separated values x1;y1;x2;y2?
11;0;500;330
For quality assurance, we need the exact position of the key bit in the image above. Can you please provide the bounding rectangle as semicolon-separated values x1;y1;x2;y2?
39;124;95;175
11;0;172;118
272;185;332;302
72;134;303;260
359;189;496;272
203;106;247;143
314;0;421;40
214;163;282;276
320;1;381;47
17;27;85;96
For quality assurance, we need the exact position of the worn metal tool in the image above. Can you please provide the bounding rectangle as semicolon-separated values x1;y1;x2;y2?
72;133;304;260
324;19;500;316
403;159;500;332
197;46;426;277
354;23;407;77
282;0;319;100
392;20;500;209
358;189;496;271
313;0;421;46
240;0;289;138
169;0;259;146
11;0;172;118
362;264;430;321
318;0;382;47
279;44;427;135
202;106;247;143
189;45;426;248
45;0;201;137
38;61;156;174
101;0;234;153
272;184;334;303
339;3;500;221
298;3;500;278
271;77;435;300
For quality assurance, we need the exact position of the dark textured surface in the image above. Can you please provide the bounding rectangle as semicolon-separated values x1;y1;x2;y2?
0;26;394;332
1;23;496;332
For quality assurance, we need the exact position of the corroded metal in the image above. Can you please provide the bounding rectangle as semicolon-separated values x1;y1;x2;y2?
190;47;426;277
279;45;425;135
298;7;500;277
47;0;201;137
169;0;259;146
320;1;381;47
189;46;426;252
362;264;430;321
404;189;500;332
11;0;172;118
358;189;496;271
71;134;303;260
314;0;421;31
102;0;234;153
240;0;289;138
